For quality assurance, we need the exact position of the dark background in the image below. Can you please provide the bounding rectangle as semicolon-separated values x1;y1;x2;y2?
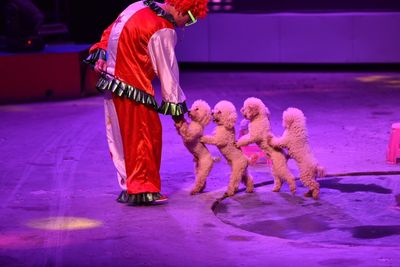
2;0;400;43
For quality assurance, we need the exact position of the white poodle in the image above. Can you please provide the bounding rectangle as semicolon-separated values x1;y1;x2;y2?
201;100;254;196
236;97;296;194
269;107;324;199
175;100;214;195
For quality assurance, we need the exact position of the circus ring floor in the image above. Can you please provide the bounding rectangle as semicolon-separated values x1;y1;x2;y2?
1;70;400;266
213;174;400;247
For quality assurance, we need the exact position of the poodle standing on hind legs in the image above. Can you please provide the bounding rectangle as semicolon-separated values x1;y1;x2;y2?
201;100;254;197
269;107;325;200
236;97;296;194
175;100;214;195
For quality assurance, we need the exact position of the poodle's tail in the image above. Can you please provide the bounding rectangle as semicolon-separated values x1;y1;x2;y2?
315;164;326;178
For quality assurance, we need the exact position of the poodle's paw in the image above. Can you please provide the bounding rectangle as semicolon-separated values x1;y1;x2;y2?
222;192;232;198
199;182;207;193
174;122;183;129
224;190;235;197
246;186;254;193
303;190;312;198
190;183;206;195
272;187;281;192
233;141;240;149
190;189;199;195
312;189;320;200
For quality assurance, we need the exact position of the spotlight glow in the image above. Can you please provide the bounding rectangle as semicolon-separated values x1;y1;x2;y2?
386;80;400;85
27;217;102;230
355;75;391;83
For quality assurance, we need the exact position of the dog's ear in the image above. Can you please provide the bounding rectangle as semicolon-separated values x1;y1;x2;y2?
263;107;271;119
225;112;237;129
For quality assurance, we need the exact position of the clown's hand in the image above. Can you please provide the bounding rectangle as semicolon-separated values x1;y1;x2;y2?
172;115;184;124
94;59;107;73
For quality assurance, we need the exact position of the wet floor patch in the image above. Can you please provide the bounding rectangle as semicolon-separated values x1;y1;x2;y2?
395;194;400;207
225;235;254;241
350;225;400;239
240;214;331;238
371;111;393;116
214;176;400;246
213;202;229;214
318;258;363;266
92;235;127;241
319;178;392;194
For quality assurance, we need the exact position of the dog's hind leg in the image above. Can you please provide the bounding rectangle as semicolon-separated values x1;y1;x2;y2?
190;159;201;195
281;169;296;195
287;176;297;195
195;156;214;194
191;156;214;195
226;163;244;196
300;170;320;200
271;168;282;192
241;171;254;193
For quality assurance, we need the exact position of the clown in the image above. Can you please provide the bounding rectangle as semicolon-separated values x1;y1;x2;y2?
85;0;208;205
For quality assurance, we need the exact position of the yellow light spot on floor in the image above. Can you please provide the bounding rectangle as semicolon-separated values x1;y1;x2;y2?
385;80;400;85
355;75;392;83
27;217;102;230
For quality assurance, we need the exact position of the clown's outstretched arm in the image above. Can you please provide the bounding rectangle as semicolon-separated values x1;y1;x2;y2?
148;28;187;121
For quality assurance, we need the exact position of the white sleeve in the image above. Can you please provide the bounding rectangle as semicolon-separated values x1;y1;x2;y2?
148;28;186;104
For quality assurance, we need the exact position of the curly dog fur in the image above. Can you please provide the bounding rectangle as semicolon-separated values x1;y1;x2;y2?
269;107;324;199
175;100;214;195
237;97;296;194
201;100;254;196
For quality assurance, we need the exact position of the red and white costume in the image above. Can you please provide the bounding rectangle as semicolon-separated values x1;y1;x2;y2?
88;1;186;203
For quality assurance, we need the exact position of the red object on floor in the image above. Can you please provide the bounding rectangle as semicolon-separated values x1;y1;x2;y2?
387;122;400;164
241;145;271;166
0;44;98;104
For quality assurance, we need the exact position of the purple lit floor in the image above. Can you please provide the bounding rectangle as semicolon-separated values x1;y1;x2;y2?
1;71;400;267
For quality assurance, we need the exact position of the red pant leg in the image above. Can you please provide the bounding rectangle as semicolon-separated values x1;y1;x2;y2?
112;95;162;194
